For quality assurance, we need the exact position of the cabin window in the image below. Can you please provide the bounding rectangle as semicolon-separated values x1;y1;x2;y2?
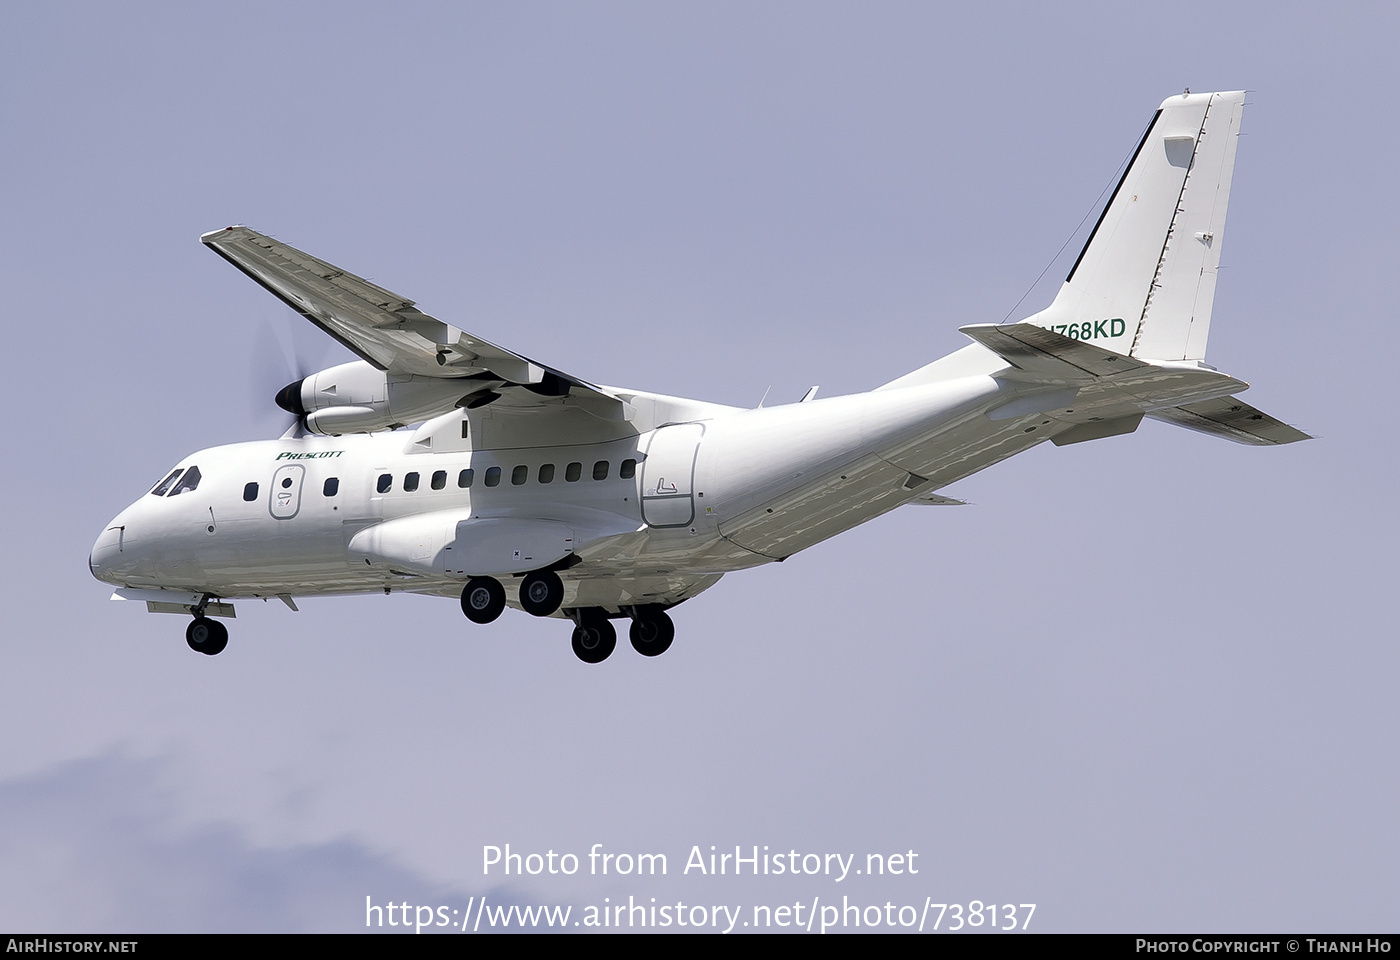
620;459;636;479
151;469;183;497
458;468;474;488
565;462;582;482
404;472;420;492
592;460;609;481
538;464;555;484
377;474;392;494
511;465;528;486
168;466;202;496
431;470;447;490
243;482;258;502
323;477;339;497
484;466;501;487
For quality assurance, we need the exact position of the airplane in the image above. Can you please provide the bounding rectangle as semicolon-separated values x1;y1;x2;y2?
89;90;1309;663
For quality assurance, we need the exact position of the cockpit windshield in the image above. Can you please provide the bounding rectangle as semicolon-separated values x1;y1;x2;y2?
167;465;202;496
150;469;183;496
149;465;202;497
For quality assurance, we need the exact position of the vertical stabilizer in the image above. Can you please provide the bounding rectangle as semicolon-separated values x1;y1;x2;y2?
1023;90;1245;361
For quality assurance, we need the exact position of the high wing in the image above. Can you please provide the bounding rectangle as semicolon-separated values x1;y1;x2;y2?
202;225;621;411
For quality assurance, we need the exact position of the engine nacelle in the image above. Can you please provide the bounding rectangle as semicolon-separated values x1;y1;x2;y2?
276;360;485;435
303;405;391;435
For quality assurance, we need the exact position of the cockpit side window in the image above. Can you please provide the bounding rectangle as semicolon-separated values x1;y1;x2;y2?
167;465;202;496
150;469;183;497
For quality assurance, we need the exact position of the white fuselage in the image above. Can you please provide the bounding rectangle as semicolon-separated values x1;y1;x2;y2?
91;364;1074;615
89;337;1251;619
92;93;1296;651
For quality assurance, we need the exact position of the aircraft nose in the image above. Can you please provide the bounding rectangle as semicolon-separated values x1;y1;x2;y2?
90;509;138;585
89;524;122;583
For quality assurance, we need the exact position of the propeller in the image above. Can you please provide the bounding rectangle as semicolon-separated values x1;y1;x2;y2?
274;378;306;417
249;310;331;437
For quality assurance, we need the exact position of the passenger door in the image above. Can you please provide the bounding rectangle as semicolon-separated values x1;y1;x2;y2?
269;464;306;519
641;423;703;527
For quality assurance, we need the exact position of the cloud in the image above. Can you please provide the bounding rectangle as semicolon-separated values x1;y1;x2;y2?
0;751;519;933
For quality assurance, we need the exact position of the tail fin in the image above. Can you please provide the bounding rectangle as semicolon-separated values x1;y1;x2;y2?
1024;90;1246;362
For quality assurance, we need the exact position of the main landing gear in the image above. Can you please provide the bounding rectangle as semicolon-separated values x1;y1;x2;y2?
519;570;564;617
185;616;228;656
566;606;674;664
460;571;563;622
569;609;616;664
461;577;506;623
627;606;675;658
456;574;677;664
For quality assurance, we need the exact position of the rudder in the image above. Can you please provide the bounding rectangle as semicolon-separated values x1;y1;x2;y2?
1023;90;1246;362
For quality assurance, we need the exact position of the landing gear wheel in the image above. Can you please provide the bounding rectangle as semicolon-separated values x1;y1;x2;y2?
629;609;675;657
460;577;506;624
519;570;564;617
185;617;228;656
570;612;616;664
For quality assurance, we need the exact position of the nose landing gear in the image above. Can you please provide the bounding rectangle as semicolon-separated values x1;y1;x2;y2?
185;616;228;656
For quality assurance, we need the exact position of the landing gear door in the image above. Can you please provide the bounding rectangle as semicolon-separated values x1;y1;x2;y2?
269;464;306;520
641;423;703;528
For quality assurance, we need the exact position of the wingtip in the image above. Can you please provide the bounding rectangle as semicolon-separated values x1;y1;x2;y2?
200;224;249;244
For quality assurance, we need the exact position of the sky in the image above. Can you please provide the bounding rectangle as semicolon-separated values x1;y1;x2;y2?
2;1;1396;934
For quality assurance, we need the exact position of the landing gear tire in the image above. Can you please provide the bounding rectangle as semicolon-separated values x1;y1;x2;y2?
519;570;564;617
186;617;228;656
461;577;506;624
570;612;616;664
629;609;675;657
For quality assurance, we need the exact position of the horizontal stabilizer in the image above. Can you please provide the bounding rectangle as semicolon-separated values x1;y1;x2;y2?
960;322;1148;381
1148;396;1311;445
